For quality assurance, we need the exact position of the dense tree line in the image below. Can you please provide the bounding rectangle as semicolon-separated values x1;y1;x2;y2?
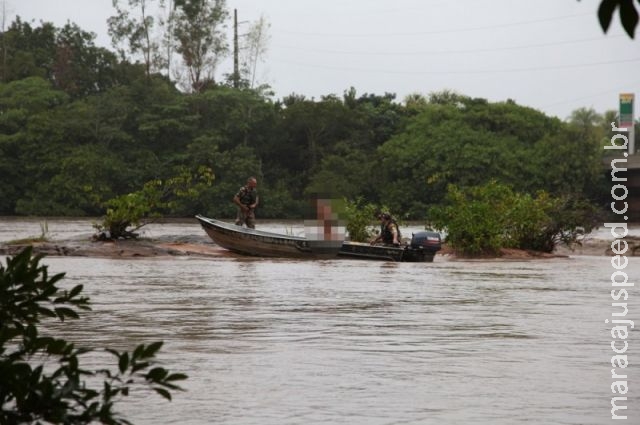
0;15;620;221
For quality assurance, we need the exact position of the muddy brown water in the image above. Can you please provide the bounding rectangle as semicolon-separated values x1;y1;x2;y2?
1;218;637;424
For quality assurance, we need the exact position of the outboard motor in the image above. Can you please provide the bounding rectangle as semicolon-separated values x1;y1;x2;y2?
410;231;442;252
403;231;442;262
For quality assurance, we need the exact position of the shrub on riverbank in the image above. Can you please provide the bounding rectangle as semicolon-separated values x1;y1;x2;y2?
428;181;602;256
94;167;214;240
343;198;378;242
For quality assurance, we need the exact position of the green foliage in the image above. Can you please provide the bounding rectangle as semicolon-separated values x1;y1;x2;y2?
259;179;304;219
0;77;69;116
185;140;263;218
172;0;229;91
0;247;186;424
0;17;612;222
375;94;606;218
509;194;603;253
0;19;57;82
429;182;511;256
0;18;119;95
19;145;127;216
305;143;377;201
429;181;602;256
343;198;379;242
95;166;214;239
108;0;163;78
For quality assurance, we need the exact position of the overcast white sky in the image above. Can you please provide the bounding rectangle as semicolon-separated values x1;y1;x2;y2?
7;0;640;119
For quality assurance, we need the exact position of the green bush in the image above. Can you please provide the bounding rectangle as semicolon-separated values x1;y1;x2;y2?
508;194;602;252
0;247;186;424
94;166;213;239
428;181;601;256
343;198;378;242
428;182;509;256
342;198;402;242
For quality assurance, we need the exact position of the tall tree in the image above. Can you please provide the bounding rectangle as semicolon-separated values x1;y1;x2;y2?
53;23;120;97
0;18;118;96
172;0;228;92
568;107;602;129
568;107;605;152
241;14;270;89
108;0;162;78
159;0;176;79
0;18;57;82
0;0;8;82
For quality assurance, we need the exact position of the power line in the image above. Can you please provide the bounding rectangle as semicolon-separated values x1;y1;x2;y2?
273;34;627;57
275;12;593;38
542;79;640;110
271;56;640;75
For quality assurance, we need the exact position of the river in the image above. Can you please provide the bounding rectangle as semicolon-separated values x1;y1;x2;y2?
1;217;638;424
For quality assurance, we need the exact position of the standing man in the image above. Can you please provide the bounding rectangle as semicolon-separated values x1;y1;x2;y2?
233;177;259;229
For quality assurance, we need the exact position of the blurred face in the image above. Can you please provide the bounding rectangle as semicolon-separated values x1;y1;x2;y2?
247;179;257;189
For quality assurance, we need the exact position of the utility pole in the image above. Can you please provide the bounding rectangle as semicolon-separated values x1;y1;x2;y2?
233;8;239;88
1;1;7;83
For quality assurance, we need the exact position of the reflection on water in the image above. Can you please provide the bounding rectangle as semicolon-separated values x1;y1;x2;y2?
2;219;639;424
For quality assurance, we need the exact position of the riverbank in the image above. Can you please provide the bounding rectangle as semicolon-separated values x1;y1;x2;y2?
0;233;229;259
0;234;624;260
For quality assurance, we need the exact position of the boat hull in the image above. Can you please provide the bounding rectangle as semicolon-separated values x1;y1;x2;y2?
338;242;437;262
196;215;440;262
196;215;341;259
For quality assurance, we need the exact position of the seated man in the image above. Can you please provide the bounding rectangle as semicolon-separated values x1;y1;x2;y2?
370;212;401;246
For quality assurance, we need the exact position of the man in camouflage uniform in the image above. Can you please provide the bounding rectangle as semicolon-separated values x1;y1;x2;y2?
233;177;259;229
371;212;401;246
